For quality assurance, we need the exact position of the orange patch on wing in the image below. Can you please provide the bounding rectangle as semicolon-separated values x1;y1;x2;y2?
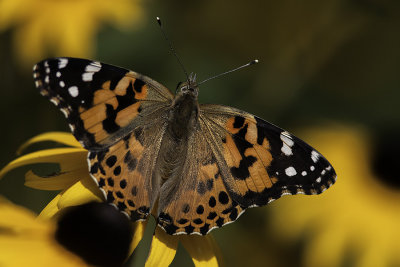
225;117;241;134
81;105;106;128
128;134;145;158
200;163;219;179
102;80;111;90
134;84;148;100
244;119;258;144
87;124;110;143
93;89;117;106
114;77;133;95
115;102;141;127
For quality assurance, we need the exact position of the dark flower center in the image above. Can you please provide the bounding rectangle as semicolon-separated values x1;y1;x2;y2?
371;130;400;189
55;202;133;267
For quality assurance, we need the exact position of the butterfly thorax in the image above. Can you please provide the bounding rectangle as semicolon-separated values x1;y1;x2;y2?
167;79;199;140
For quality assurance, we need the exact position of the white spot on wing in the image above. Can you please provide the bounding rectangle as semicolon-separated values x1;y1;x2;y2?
310;165;315;171
285;166;297;177
59;81;65;87
60;108;69;118
58;58;68;69
82;62;102;82
68;86;79;97
56;71;61;77
45;76;49;84
85;63;102;72
68;124;75;132
50;98;59;106
82;72;94;82
311;150;320;163
316;177;322;183
280;131;294;156
301;171;307;176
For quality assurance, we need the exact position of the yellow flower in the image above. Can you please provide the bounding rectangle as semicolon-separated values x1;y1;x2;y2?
0;0;144;66
0;195;89;267
0;132;223;266
268;125;400;267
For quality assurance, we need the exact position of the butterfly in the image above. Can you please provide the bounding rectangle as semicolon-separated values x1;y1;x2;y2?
33;57;336;235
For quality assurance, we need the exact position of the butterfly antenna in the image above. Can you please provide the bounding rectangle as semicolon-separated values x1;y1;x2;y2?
156;17;189;81
198;59;259;86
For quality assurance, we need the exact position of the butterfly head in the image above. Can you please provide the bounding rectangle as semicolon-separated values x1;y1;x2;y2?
175;72;199;98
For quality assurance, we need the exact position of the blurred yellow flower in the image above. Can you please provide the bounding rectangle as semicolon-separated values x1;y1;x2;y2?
0;0;144;65
269;125;400;267
0;195;89;267
0;132;223;266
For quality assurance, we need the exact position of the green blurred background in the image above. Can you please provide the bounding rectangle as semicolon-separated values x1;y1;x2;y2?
1;0;399;266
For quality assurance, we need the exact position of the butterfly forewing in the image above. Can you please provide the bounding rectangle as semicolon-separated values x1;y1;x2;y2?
200;104;336;207
33;57;173;149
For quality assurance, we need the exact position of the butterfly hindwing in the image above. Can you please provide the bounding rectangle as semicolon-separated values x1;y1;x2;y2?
88;120;168;221
156;124;245;235
33;57;173;149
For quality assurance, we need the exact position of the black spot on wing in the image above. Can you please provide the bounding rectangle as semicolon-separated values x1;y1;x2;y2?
115;82;138;111
196;205;204;215
131;186;137;196
230;123;257;180
197;181;206;195
119;179;127;189
207;212;217;220
113;166;121;176
124;151;137;171
218;191;229;205
184;225;194;234
178;218;188;224
200;223;210;235
106;155;117;167
133;127;145;146
182;204;190;214
233;116;245;129
133;79;145;93
103;104;120;134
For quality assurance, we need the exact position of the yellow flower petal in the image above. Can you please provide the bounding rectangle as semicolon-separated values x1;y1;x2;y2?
39;193;62;220
24;168;86;190
17;132;82;155
145;227;179;267
58;176;104;210
0;196;88;267
0;0;144;65
0;147;87;180
129;220;148;256
302;223;347;267
181;234;223;267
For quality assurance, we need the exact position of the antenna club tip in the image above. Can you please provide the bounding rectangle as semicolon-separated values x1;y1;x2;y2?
156;16;161;25
251;59;259;65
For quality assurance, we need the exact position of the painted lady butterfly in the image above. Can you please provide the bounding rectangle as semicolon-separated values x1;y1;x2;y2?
33;57;336;235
